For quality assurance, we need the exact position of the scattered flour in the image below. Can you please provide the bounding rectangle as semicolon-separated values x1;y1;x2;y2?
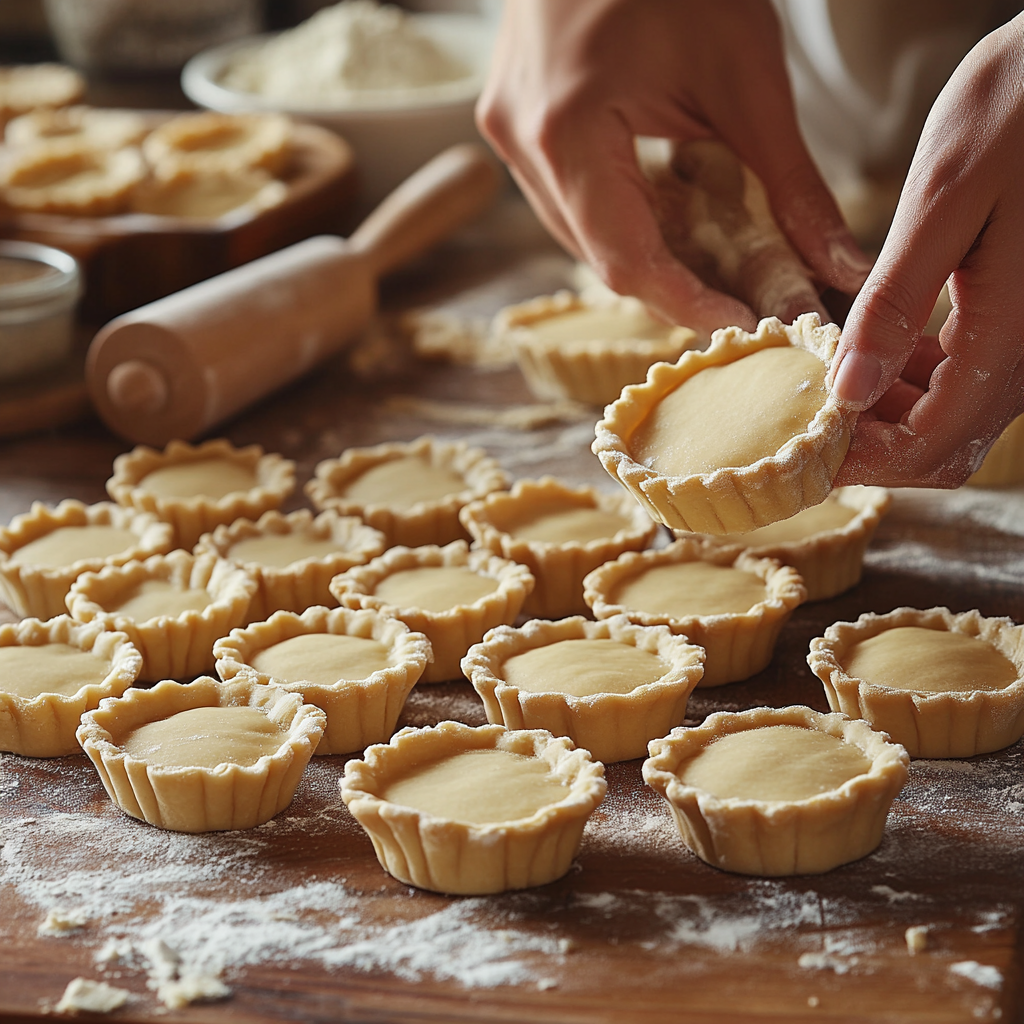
949;961;1003;990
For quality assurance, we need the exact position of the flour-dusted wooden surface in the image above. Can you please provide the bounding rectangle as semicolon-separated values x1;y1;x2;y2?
1;198;1023;1024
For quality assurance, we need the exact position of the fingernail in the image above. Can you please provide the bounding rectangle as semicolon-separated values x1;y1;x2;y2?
832;349;882;406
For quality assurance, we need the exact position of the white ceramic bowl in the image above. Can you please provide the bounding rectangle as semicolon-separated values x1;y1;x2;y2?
181;12;495;206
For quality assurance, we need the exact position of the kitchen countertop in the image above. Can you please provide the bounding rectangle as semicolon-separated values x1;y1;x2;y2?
1;187;1024;1024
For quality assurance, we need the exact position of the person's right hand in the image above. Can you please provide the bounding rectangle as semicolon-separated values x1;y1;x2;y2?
476;0;872;334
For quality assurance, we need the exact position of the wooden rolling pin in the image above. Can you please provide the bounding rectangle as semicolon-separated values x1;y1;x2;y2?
86;143;502;446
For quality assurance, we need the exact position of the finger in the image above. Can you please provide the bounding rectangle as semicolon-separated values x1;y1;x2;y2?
548;121;758;333
871;378;924;424
900;334;945;391
505;163;584;261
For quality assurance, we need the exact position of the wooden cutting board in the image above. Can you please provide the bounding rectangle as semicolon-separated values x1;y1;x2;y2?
0;116;358;323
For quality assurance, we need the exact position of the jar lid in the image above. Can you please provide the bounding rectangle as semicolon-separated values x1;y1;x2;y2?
0;240;81;309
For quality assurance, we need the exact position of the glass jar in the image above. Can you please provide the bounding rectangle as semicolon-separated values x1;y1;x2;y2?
0;240;81;382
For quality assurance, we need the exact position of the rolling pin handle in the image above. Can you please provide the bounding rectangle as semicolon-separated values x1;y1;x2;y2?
105;359;170;416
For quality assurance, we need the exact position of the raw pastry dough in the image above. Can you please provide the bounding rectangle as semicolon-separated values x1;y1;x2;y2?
592;313;856;534
0;64;85;129
340;721;606;894
4;105;148;150
142;111;292;177
0;616;142;757
808;606;1024;758
330;540;533;683
106;438;296;550
66;550;257;682
462;614;705;762
460;476;657;619
584;538;805;686
495;290;700;407
306;435;509;548
214;605;431;755
130;165;288;220
0;140;147;216
77;675;325;832
193;508;385;621
0;499;173;619
643;705;909;875
688;486;891;601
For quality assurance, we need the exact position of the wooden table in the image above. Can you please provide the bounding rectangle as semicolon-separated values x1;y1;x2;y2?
1;198;1023;1024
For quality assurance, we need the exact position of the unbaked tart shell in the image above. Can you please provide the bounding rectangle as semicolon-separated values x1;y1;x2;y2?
329;540;534;683
66;550;257;682
213;605;431;756
340;721;607;895
459;475;658;619
0;499;174;619
106;438;296;551
592;313;856;535
691;485;891;601
807;606;1024;758
305;435;509;549
193;508;386;622
76;675;325;832
583;538;806;687
0;615;142;758
643;705;909;876
461;614;705;763
495;290;701;407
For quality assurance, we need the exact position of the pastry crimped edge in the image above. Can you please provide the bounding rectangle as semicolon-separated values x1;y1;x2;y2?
305;435;509;548
4;105;149;151
967;413;1024;487
642;705;909;876
691;486;891;601
583;537;806;687
65;550;257;683
76;675;325;833
592;313;857;535
106;438;296;550
193;508;386;622
329;539;534;683
0;616;142;758
461;614;705;763
142;111;292;177
807;606;1024;758
213;605;431;756
0;64;85;127
339;721;607;895
0;499;175;619
129;163;289;221
0;140;147;217
459;475;658;619
495;290;701;407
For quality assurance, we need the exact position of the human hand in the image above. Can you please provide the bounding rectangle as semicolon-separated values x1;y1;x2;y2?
476;0;871;334
833;15;1024;488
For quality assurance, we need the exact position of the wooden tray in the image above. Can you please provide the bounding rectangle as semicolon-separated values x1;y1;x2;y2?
0;116;358;323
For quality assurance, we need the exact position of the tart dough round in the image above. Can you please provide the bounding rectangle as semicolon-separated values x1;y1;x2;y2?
966;413;1024;487
306;435;509;548
340;722;606;894
584;538;806;687
130;165;288;220
495;290;701;407
808;606;1024;758
141;111;292;177
66;550;257;683
643;705;909;876
592;313;856;534
0;64;85;128
691;485;891;601
214;605;431;755
462;614;705;763
194;508;385;622
77;676;325;832
0;616;142;758
0;499;174;619
460;476;657;619
106;438;296;550
0;140;147;216
4;105;148;151
330;540;533;683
